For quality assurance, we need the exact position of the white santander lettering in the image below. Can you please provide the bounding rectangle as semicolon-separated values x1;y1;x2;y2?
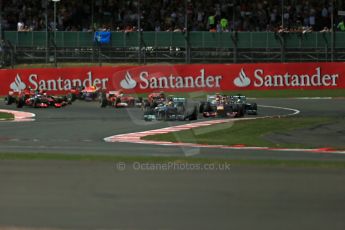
29;74;38;89
254;69;264;87
26;72;108;91
138;69;222;89
139;71;149;89
253;67;338;88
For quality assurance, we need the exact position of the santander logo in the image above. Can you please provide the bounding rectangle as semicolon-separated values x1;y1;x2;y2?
10;74;26;92
233;68;251;87
120;71;137;89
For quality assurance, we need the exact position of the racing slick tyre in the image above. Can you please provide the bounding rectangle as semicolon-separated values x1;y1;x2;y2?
4;96;13;105
16;97;24;108
204;102;212;112
32;98;39;108
240;104;246;117
189;106;198;120
128;99;135;107
99;97;107;108
67;93;77;101
143;106;154;115
114;97;121;108
199;102;205;113
252;103;258;115
142;100;150;111
236;104;245;117
99;92;107;108
150;101;158;109
176;104;185;115
62;95;72;105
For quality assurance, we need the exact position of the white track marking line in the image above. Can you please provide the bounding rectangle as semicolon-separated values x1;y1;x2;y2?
258;105;300;116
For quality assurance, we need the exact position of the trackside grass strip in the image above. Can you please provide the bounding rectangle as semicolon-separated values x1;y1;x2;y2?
0;112;14;120
142;117;342;149
0;153;344;169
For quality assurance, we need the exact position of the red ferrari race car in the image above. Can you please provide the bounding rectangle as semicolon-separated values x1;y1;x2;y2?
5;89;71;108
142;92;166;108
5;88;35;107
99;90;142;108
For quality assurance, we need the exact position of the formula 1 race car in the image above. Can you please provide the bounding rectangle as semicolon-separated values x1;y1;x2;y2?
99;90;142;108
142;92;166;109
200;94;258;118
199;94;245;118
5;88;34;107
144;97;198;121
68;86;100;101
5;89;71;108
230;95;258;115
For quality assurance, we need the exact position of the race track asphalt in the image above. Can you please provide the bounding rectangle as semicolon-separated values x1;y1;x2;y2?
0;160;344;230
1;98;345;230
0;98;345;160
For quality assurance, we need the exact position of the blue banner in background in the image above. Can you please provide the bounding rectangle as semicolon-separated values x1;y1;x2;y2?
94;31;111;44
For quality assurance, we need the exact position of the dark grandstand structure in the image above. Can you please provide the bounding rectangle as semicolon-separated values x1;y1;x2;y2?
0;0;345;66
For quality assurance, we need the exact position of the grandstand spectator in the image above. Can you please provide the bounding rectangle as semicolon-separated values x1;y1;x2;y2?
337;19;345;31
0;0;343;33
207;11;216;31
220;17;229;32
17;20;24;32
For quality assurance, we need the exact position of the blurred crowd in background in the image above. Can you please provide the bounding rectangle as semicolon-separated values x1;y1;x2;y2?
1;0;345;32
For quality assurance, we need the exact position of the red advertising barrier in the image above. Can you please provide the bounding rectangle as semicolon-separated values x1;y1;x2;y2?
0;63;344;96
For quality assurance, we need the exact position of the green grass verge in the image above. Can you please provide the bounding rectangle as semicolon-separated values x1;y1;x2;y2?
142;117;343;149
0;153;344;169
0;112;14;120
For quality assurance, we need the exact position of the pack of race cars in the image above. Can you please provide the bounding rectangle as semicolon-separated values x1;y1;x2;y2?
4;87;257;121
142;92;257;121
5;88;72;108
199;94;257;118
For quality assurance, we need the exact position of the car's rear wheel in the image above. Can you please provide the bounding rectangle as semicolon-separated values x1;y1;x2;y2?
4;96;12;105
99;93;107;108
189;106;198;120
99;98;107;108
16;97;24;108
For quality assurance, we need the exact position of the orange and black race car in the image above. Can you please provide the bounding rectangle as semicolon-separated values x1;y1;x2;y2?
200;94;257;118
200;94;244;118
68;86;100;101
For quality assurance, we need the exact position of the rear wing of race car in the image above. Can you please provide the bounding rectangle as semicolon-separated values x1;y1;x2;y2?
172;97;187;103
230;95;247;102
206;95;216;102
